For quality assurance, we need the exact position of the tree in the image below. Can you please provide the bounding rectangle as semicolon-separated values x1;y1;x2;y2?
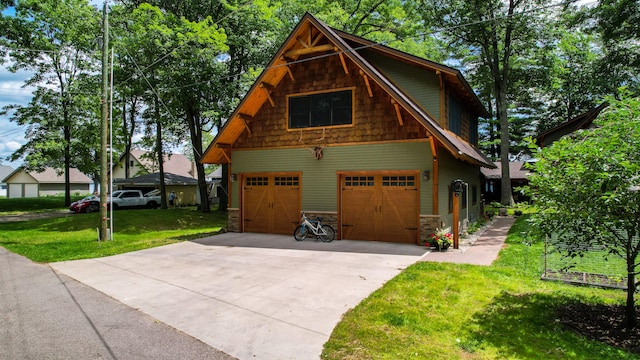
594;0;640;95
118;0;282;212
113;3;228;212
108;4;146;182
419;0;558;205
527;4;609;135
527;90;640;330
312;0;443;61
2;0;100;205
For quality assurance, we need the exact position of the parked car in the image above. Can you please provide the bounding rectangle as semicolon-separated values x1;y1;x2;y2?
69;195;99;213
107;190;161;209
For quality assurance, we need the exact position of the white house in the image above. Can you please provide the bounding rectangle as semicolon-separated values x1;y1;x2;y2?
2;167;92;198
0;165;15;197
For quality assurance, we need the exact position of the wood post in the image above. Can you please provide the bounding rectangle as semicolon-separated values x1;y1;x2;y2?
453;192;460;249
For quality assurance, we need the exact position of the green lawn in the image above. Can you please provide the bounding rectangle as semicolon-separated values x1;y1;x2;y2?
322;215;637;359
0;206;227;262
0;194;86;214
1;202;636;358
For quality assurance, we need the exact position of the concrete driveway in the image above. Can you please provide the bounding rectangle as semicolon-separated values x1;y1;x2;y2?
51;233;427;360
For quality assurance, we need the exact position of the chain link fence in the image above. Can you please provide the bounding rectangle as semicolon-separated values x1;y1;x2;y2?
541;232;629;290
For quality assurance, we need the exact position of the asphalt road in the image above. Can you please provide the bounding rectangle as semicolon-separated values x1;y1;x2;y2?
0;247;236;360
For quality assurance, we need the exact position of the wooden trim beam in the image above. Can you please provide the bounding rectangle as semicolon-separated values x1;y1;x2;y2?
286;65;295;82
429;136;437;156
296;36;309;49
260;82;274;91
284;44;334;58
221;148;232;164
359;70;373;97
260;82;275;107
338;50;349;75
237;113;252;135
430;137;439;215
391;99;404;126
264;90;275;107
311;33;324;47
437;70;445;127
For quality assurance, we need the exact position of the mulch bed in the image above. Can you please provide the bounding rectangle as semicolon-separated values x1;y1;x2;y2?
556;303;640;354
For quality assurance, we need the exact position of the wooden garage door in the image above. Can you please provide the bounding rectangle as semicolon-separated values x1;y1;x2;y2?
243;173;301;235
341;173;419;243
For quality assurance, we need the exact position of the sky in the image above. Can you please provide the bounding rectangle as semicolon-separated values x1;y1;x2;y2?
0;60;33;169
0;0;599;171
0;1;104;170
0;5;26;169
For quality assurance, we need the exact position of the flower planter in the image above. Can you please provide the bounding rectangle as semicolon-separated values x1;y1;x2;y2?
426;228;453;251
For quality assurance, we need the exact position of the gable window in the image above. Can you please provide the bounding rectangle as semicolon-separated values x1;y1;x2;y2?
469;117;478;145
449;95;462;136
288;89;353;129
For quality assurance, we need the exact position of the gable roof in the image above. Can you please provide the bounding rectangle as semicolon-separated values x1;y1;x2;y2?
334;29;489;119
481;161;532;180
201;13;494;168
3;167;92;184
113;172;198;186
0;165;14;183
121;150;196;179
536;103;608;147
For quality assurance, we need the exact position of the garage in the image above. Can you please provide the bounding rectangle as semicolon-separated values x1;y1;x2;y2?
242;173;301;235
8;183;23;198
340;172;419;243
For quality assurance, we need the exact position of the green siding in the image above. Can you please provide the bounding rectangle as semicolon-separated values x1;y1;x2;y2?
437;151;483;227
359;49;441;120
231;142;433;213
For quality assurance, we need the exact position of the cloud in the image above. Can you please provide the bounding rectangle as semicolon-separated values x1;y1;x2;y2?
5;141;21;151
0;61;35;107
0;59;32;167
0;136;24;166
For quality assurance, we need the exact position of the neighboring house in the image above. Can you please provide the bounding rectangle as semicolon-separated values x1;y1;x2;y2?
111;150;197;180
206;166;222;182
536;103;608;147
201;13;495;244
2;167;92;198
0;165;15;197
113;172;200;206
205;167;224;205
481;161;532;203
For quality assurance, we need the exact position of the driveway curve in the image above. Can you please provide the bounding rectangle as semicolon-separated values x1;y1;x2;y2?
51;233;427;360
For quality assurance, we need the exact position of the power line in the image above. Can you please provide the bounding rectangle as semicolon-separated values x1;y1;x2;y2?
2;0;596;107
172;0;589;92
0;128;26;140
0;45;60;54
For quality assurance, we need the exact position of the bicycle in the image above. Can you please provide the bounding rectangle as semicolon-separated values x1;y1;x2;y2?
293;212;335;242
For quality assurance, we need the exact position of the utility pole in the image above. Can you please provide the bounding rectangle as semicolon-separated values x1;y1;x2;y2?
99;1;109;241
